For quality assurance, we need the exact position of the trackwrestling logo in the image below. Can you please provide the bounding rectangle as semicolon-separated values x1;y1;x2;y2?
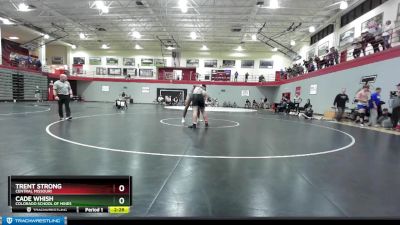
1;216;65;225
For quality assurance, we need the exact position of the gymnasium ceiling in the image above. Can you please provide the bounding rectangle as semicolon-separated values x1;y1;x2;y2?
0;0;361;52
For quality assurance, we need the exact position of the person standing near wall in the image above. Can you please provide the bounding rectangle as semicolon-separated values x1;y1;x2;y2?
293;93;302;114
234;71;238;82
245;72;249;82
355;85;371;127
382;20;394;50
368;87;382;127
35;86;41;103
390;83;400;131
334;88;349;122
53;74;73;121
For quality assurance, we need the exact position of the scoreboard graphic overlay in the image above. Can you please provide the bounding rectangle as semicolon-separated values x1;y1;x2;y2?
8;176;132;214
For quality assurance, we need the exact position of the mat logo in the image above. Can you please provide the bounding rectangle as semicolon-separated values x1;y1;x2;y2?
6;217;12;224
26;207;31;213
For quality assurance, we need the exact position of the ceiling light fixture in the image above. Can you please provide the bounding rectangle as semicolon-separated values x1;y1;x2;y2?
17;3;29;11
135;44;143;49
272;47;278;52
9;36;19;40
309;26;316;33
71;45;77;49
290;40;296;46
190;31;197;40
179;0;188;13
79;33;86;39
0;17;15;25
252;34;257;41
235;45;244;51
101;44;110;49
339;1;348;10
166;46;175;50
270;0;279;9
94;1;110;14
44;34;50;39
132;31;141;39
201;45;209;50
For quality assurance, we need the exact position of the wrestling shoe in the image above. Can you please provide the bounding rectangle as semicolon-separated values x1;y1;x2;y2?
188;124;197;129
181;118;185;123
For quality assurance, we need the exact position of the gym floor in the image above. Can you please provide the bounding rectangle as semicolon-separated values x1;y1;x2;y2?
0;102;399;217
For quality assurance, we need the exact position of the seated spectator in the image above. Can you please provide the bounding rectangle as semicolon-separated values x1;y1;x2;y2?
157;95;164;104
232;102;237;108
299;105;314;119
252;100;258;109
245;99;251;108
377;108;392;128
165;95;172;105
275;96;289;113
299;99;311;112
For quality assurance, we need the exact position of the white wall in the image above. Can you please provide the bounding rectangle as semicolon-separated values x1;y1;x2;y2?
77;81;276;107
65;49;292;82
46;45;68;65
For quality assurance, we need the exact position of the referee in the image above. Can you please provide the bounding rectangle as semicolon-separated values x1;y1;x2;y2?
53;74;73;120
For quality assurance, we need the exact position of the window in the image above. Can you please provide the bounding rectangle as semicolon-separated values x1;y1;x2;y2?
310;24;335;45
340;0;388;27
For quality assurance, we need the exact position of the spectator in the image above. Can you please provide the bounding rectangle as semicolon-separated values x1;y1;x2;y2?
234;71;238;82
314;55;322;70
35;59;42;70
299;105;314;119
391;83;400;130
245;72;249;82
382;20;394;50
352;37;363;59
367;21;382;53
368;87;382;127
259;74;265;82
303;99;311;110
275;95;289;113
35;86;41;103
293;93;302;113
377;108;392;128
245;99;251;108
323;50;331;68
333;88;349;122
332;47;339;65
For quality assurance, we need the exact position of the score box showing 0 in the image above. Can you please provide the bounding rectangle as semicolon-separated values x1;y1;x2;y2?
8;176;132;212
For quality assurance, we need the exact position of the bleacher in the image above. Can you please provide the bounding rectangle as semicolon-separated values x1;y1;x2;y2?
0;67;48;101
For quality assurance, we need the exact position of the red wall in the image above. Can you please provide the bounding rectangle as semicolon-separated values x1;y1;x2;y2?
157;67;196;80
